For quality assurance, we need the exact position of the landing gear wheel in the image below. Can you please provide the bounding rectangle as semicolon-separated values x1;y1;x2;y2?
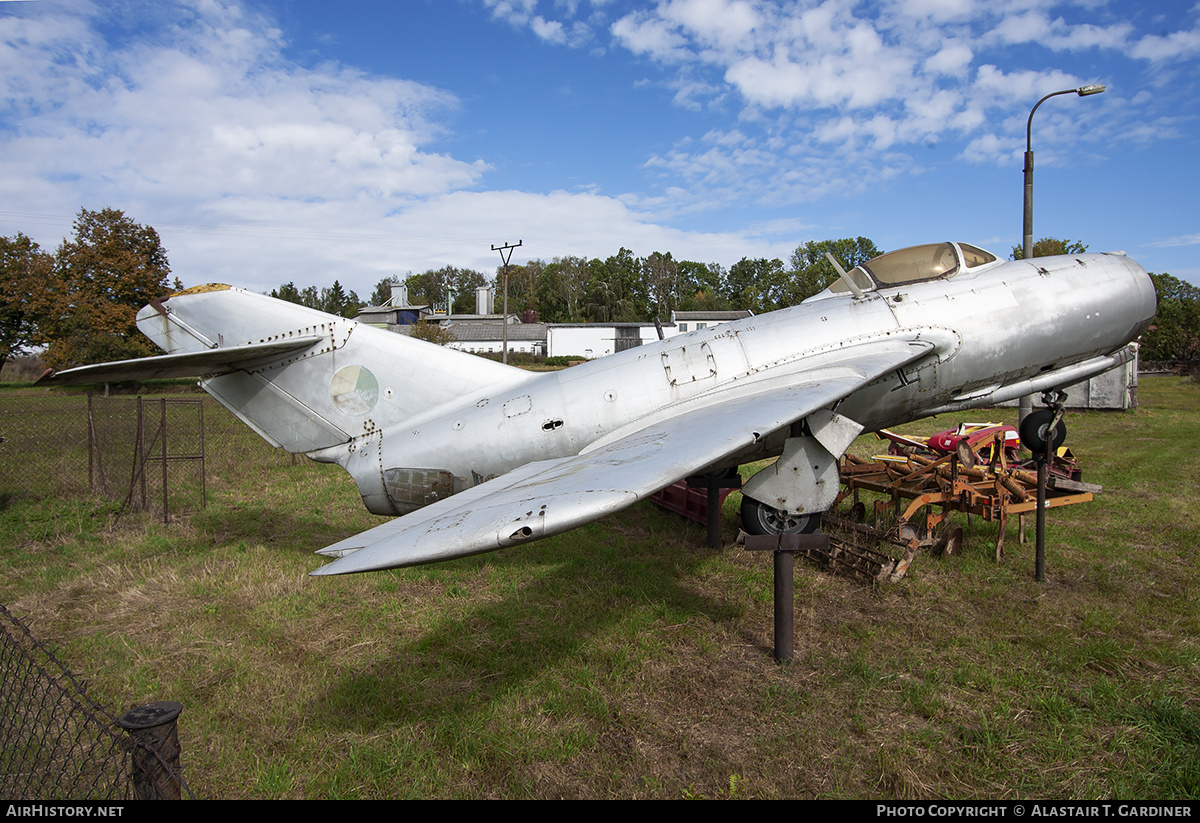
740;496;820;535
1019;409;1066;455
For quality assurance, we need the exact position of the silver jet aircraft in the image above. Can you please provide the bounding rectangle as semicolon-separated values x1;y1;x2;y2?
42;242;1156;575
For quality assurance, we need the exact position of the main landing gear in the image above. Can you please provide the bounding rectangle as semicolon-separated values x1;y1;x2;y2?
739;496;820;536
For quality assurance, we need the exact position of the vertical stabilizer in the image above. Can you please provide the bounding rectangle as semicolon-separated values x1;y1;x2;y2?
137;285;533;452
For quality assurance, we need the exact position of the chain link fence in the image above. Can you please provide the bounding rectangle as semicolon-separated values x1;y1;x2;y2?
0;387;300;514
0;386;327;798
0;603;193;800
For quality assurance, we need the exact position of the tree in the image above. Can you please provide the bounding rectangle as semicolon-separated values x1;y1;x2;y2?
369;275;406;307
270;282;304;305
501;261;543;316
1010;238;1088;260
268;280;361;317
727;257;786;312
643;251;682;319
536;256;589;322
0;233;53;373
407;321;455;347
37;208;173;369
786;237;883;305
1140;272;1200;361
318;280;361;318
406;266;487;314
582;248;648;323
677;260;731;312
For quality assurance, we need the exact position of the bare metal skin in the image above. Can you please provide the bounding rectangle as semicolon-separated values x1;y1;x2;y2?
43;242;1155;574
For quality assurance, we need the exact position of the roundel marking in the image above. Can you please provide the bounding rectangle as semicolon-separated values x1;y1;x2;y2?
330;365;379;415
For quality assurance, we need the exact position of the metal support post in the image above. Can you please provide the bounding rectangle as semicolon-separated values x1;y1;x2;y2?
1033;391;1066;583
685;470;742;548
745;532;831;663
117;701;184;800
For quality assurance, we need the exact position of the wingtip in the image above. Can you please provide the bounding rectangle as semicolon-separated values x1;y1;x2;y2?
308;559;349;576
314;545;364;558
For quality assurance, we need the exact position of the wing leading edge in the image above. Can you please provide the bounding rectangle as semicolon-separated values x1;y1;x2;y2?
311;339;932;575
36;337;325;385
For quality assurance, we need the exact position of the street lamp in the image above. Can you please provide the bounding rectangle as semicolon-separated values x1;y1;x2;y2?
1018;84;1105;427
1019;84;1104;583
1022;84;1105;260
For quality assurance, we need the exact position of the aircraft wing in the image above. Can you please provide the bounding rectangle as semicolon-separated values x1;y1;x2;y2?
36;337;324;384
311;339;932;575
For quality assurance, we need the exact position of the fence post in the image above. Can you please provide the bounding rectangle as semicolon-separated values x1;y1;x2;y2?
116;701;184;800
136;397;146;510
160;399;168;525
87;393;94;493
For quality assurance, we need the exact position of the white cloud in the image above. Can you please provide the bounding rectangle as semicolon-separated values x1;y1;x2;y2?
0;0;806;294
4;0;1198;293
2;1;489;208
611;9;691;61
657;0;760;52
1131;27;1200;62
1148;233;1200;248
530;15;567;43
897;0;977;22
483;0;596;46
924;42;973;77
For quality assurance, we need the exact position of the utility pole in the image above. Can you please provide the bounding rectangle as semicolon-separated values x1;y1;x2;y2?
492;241;522;364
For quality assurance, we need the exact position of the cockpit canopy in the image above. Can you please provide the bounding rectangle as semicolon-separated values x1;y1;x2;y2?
821;242;1000;298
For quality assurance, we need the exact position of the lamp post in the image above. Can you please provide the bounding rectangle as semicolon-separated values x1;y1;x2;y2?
1018;83;1105;424
1022;84;1106;261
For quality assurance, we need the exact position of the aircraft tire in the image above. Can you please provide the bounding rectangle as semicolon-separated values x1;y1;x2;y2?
740;496;820;536
1019;409;1066;455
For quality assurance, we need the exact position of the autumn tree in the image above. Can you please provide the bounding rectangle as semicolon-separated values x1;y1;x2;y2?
0;233;53;372
37;208;173;369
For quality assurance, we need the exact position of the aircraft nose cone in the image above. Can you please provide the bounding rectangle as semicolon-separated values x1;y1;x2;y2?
1126;257;1158;337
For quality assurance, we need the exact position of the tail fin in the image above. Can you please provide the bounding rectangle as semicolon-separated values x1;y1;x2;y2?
105;284;529;452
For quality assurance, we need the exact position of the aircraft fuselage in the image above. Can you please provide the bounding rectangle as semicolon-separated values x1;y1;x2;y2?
320;248;1155;518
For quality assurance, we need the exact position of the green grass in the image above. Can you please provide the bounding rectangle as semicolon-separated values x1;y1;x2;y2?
1;377;1199;798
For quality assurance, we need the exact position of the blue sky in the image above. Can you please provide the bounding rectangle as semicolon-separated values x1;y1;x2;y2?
2;0;1198;298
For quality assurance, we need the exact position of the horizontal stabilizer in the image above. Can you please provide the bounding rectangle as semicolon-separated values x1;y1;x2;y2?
37;337;323;385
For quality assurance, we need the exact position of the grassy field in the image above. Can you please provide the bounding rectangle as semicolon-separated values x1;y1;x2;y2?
1;377;1198;799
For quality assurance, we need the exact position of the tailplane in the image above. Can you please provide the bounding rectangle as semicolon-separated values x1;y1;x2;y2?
43;284;532;453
